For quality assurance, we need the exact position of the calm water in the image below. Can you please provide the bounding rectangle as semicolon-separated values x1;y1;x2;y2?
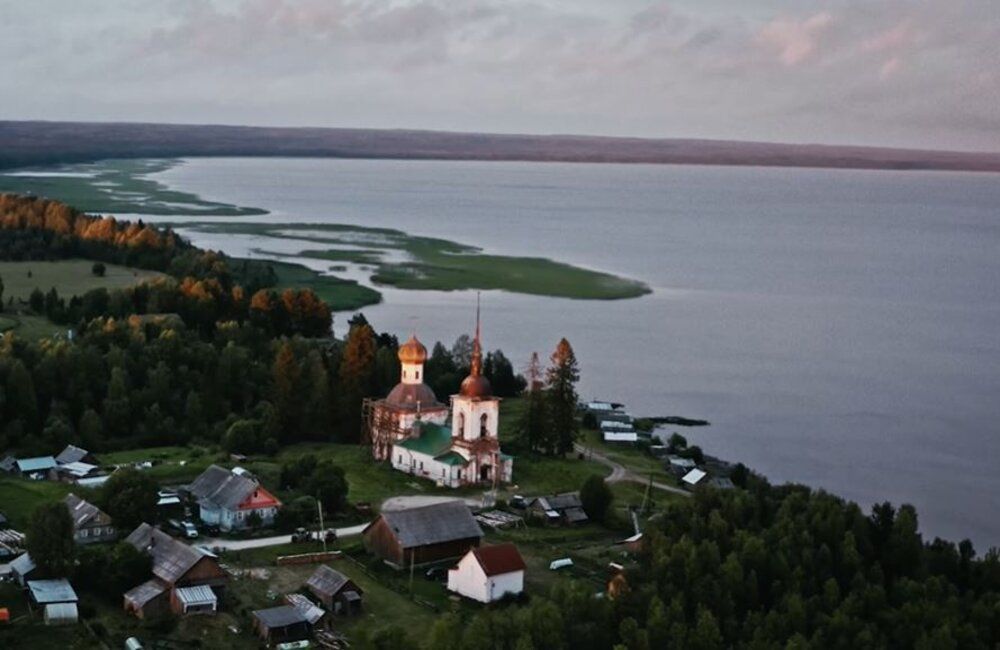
144;157;1000;549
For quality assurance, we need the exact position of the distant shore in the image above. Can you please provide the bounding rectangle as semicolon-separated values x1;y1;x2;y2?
3;119;1000;173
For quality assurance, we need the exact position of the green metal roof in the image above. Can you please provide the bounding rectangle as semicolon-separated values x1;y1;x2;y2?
499;452;514;461
396;423;453;456
434;451;469;466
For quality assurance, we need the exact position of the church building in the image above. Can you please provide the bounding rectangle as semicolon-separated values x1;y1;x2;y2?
365;317;513;488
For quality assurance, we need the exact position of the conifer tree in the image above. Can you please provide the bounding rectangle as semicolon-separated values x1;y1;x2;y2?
516;352;547;453
273;340;301;437
546;338;580;455
337;323;376;442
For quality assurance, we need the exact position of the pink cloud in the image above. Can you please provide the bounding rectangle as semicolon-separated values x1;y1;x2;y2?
755;12;833;66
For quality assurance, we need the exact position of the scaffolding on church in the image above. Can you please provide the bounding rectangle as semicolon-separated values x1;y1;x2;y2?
361;398;409;462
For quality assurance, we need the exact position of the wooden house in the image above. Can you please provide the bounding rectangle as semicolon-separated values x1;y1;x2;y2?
63;493;116;545
123;523;227;618
362;501;483;568
186;465;281;531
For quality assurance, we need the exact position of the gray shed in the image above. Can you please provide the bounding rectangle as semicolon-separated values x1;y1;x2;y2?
305;565;363;614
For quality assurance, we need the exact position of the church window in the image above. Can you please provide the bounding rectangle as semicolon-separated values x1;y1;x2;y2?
480;413;489;438
458;412;466;435
416;370;420;380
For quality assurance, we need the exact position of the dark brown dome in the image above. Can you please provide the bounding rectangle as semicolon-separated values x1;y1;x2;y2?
398;336;427;364
385;382;441;410
459;373;492;399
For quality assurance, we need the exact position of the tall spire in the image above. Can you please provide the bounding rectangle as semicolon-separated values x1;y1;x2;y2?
470;292;482;376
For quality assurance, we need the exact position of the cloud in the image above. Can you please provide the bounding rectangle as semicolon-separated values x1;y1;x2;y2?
1;0;998;151
755;12;833;66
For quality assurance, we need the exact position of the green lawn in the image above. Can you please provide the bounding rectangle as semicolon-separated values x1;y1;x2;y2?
0;475;77;528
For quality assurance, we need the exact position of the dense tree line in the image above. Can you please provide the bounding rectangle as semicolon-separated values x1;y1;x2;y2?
402;481;1000;650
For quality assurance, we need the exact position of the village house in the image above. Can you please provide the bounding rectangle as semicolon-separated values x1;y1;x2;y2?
363;500;483;568
63;493;116;544
186;465;282;531
365;311;514;488
123;523;228;619
305;565;363;615
528;493;589;525
447;543;526;603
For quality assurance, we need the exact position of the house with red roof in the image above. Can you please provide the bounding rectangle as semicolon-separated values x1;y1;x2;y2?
186;465;281;531
447;543;526;603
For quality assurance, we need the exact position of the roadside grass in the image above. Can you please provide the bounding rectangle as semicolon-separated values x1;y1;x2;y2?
579;428;676;485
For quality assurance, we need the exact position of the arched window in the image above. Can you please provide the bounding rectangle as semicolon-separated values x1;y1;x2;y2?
480;413;489;438
458;412;465;435
416;370;420;380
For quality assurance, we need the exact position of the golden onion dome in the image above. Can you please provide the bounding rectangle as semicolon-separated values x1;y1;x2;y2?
397;335;427;364
460;373;492;399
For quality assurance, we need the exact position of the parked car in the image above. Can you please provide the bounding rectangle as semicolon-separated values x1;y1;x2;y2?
424;566;448;581
291;527;312;543
168;519;199;539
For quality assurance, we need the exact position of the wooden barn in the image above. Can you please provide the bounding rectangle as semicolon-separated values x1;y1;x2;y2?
362;500;483;568
252;605;312;646
305;565;363;615
123;523;227;618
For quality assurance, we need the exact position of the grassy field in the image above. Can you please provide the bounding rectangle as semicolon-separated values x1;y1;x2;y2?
0;474;78;528
0;259;165;301
0;158;265;216
0;259;166;340
579;428;676;485
182;222;652;302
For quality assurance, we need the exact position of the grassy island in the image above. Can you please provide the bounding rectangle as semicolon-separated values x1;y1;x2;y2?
0;158;265;216
187;222;652;301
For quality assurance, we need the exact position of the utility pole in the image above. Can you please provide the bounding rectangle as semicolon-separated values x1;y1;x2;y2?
317;494;327;553
409;548;416;592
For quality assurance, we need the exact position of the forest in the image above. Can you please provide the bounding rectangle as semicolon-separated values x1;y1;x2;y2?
0;195;526;454
412;481;1000;650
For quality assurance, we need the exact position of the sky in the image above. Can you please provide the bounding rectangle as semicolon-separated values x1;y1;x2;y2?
1;0;998;151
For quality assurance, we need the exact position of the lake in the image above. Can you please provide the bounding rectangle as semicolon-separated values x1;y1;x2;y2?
143;157;1000;549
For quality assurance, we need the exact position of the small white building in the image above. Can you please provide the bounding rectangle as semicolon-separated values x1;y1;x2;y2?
681;468;708;488
447;543;526;603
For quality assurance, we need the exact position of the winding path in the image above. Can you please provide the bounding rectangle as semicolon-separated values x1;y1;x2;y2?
574;443;691;498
